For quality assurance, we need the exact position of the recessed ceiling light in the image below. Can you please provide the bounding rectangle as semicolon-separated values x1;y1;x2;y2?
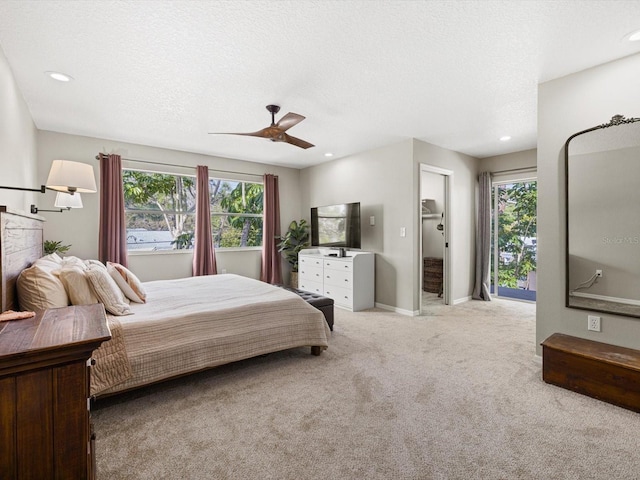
46;71;73;82
324;152;334;157
499;136;511;142
625;29;640;42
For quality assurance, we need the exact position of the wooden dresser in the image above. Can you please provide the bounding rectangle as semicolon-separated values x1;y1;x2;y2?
0;304;110;480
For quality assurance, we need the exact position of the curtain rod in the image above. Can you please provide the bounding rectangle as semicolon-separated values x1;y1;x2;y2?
490;166;537;175
95;154;265;179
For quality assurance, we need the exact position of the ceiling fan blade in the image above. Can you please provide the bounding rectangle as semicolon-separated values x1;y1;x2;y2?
208;127;272;138
276;112;305;132
283;133;314;149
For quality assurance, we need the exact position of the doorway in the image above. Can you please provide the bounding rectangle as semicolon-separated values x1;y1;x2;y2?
491;179;537;301
419;164;452;314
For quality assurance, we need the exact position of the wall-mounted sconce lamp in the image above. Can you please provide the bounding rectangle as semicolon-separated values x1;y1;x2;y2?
0;159;97;195
31;192;84;214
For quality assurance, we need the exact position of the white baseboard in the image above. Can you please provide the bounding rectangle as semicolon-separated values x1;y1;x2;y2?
376;296;471;315
375;302;418;316
453;296;472;305
571;291;640;306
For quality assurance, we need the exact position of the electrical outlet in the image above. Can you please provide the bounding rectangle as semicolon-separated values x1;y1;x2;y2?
596;269;603;278
221;269;227;274
588;315;601;332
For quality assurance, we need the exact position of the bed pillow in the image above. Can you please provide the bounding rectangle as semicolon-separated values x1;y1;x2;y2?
17;264;70;312
85;264;132;316
34;253;63;270
85;259;107;269
107;262;147;303
61;255;87;269
58;266;99;306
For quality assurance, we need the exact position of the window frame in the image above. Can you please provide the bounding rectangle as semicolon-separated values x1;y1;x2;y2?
123;168;264;254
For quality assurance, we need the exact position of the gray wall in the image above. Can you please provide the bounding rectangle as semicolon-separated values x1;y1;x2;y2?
36;131;304;282
300;140;416;313
537;52;640;353
0;46;38;211
479;149;536;175
300;138;478;314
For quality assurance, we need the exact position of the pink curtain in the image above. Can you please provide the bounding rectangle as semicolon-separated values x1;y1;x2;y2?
98;154;128;267
260;174;282;284
193;165;217;276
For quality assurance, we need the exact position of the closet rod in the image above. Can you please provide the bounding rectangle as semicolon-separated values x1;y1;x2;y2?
95;154;265;179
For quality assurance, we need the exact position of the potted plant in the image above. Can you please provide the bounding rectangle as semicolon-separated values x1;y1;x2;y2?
276;219;309;288
44;240;71;256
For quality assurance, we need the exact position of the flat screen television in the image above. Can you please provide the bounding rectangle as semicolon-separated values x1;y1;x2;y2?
311;202;361;249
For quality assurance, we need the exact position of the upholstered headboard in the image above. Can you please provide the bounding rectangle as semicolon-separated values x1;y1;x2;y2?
0;206;44;312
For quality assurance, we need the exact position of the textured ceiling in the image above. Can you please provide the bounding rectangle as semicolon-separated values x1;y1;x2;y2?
1;0;639;168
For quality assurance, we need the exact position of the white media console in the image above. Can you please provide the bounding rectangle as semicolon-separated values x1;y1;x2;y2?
298;248;375;312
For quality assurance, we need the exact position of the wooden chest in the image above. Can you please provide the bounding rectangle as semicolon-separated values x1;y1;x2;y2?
541;333;640;412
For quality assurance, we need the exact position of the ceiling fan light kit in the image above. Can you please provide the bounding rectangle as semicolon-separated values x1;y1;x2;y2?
210;104;315;149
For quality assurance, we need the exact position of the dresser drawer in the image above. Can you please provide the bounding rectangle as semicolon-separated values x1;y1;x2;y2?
323;259;353;273
299;280;323;295
299;256;323;268
299;264;323;283
323;285;353;308
324;268;352;288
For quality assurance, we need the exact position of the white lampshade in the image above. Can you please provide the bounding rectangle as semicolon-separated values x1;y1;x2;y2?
54;192;83;209
45;160;97;194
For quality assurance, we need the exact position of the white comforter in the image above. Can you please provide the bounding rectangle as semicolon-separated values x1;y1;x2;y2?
95;274;330;396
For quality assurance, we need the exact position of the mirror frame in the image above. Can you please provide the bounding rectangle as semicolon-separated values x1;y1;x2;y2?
565;114;640;317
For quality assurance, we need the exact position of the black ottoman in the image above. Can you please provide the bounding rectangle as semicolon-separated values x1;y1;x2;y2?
278;285;334;331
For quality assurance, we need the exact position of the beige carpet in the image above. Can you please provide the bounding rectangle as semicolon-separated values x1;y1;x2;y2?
93;299;640;479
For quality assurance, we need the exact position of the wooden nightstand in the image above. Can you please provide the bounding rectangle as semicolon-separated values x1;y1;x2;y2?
0;304;110;480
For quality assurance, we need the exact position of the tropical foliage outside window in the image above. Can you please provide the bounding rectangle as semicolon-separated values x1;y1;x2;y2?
123;170;263;252
491;181;537;289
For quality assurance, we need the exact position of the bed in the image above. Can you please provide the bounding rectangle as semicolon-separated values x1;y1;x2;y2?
0;206;330;397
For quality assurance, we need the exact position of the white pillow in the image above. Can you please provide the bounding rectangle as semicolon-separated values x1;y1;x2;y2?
61;255;87;269
17;264;69;312
107;262;147;303
34;253;63;270
59;266;99;306
85;264;132;316
85;259;107;270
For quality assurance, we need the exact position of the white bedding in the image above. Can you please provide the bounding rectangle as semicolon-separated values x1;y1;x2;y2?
95;274;330;396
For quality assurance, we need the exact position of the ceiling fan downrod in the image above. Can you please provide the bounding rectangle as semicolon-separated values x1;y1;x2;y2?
266;104;280;126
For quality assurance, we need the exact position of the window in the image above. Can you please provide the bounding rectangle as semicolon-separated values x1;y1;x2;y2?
209;179;263;248
123;169;263;252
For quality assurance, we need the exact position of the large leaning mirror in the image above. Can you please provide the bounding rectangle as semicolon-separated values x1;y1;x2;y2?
566;115;640;318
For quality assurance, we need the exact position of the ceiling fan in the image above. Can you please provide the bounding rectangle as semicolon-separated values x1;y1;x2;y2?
210;104;314;149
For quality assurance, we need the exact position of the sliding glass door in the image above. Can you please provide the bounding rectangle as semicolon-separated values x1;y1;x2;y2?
491;180;537;301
